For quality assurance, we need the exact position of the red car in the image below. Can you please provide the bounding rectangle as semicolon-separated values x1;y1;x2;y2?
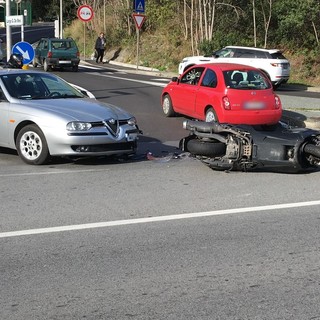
161;63;282;125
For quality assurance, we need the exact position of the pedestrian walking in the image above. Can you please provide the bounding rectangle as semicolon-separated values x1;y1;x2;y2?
95;32;106;63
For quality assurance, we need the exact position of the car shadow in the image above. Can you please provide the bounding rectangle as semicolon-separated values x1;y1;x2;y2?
277;83;310;92
0;137;186;167
281;110;307;128
0;147;18;156
57;136;185;166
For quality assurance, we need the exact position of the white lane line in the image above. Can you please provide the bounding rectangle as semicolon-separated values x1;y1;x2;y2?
150;78;171;82
87;72;167;87
80;64;108;71
79;64;128;74
0;168;109;178
1;200;320;239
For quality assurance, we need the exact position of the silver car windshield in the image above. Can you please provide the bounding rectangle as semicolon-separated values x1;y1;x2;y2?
0;73;85;100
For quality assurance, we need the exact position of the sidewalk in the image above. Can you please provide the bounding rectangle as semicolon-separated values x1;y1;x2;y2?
83;59;320;130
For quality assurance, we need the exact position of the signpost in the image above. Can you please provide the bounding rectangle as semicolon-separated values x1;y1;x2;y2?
6;15;24;26
77;5;94;22
6;14;28;55
12;41;34;66
133;0;145;13
77;5;94;60
132;14;146;30
132;0;146;70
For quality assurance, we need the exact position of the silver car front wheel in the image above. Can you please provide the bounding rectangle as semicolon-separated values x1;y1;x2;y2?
16;125;50;165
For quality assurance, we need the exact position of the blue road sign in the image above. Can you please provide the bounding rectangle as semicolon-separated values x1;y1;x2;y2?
134;0;145;13
12;41;35;65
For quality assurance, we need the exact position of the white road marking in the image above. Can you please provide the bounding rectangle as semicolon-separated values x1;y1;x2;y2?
79;64;169;86
1;200;320;239
150;78;171;82
87;72;168;87
0;168;110;178
79;63;128;74
80;64;108;71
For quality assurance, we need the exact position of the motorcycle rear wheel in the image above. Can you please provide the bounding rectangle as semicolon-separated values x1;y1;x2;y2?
186;138;226;157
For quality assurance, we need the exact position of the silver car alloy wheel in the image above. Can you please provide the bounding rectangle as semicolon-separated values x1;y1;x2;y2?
19;131;43;161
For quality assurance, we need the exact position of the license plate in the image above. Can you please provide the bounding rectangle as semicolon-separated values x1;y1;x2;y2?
244;102;265;109
59;60;71;64
126;133;137;141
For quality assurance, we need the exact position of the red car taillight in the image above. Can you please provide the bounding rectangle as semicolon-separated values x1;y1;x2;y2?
222;96;231;110
47;51;52;58
274;95;281;109
77;51;80;57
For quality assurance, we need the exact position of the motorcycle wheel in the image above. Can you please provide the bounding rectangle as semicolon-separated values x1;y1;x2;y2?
186;138;226;157
304;143;320;158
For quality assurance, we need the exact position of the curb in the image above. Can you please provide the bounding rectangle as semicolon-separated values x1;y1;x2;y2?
82;59;177;78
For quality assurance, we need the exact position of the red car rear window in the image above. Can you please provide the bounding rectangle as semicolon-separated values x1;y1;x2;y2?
223;70;271;90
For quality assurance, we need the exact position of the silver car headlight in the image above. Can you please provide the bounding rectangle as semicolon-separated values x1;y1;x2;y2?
66;122;92;131
127;117;137;126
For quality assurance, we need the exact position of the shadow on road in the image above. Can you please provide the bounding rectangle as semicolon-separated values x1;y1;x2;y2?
281;110;307;128
61;136;183;166
278;83;310;92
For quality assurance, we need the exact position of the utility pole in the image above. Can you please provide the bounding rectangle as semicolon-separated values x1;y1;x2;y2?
60;0;63;38
6;0;12;61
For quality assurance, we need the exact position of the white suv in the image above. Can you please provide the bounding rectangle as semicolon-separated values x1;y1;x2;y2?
178;46;290;88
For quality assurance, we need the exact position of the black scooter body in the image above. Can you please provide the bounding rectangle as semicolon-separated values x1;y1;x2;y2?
180;121;320;172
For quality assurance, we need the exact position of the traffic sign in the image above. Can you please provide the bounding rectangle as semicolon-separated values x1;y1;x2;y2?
77;5;94;22
132;13;146;30
6;15;24;26
133;0;145;13
12;41;34;64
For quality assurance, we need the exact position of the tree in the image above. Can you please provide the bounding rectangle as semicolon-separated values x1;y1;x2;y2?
260;0;273;48
272;0;320;47
32;0;76;23
252;0;256;47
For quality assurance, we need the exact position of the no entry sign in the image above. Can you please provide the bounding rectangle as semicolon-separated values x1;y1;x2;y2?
77;5;94;22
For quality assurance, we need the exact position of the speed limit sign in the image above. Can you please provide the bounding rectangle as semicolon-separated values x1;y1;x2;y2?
77;5;94;22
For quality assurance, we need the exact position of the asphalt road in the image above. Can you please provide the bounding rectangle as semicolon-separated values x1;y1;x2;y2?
1;63;320;320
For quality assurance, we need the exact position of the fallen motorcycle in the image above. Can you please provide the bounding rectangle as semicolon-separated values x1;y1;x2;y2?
179;120;320;172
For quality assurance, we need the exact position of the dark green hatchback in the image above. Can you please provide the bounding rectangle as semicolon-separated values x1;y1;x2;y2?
33;38;80;72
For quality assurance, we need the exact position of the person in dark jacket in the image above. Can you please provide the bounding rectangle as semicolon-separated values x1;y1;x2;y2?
95;32;106;63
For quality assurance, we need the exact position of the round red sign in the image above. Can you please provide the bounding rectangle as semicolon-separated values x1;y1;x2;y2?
77;5;94;22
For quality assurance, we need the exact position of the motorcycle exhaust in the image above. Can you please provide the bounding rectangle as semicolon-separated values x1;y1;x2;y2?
183;120;226;133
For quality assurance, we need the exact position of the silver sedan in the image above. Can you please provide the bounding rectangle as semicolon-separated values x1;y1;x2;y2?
0;69;141;165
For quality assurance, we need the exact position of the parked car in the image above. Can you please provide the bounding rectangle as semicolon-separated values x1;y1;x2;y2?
33;37;80;72
0;70;140;165
162;63;282;125
178;46;290;89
